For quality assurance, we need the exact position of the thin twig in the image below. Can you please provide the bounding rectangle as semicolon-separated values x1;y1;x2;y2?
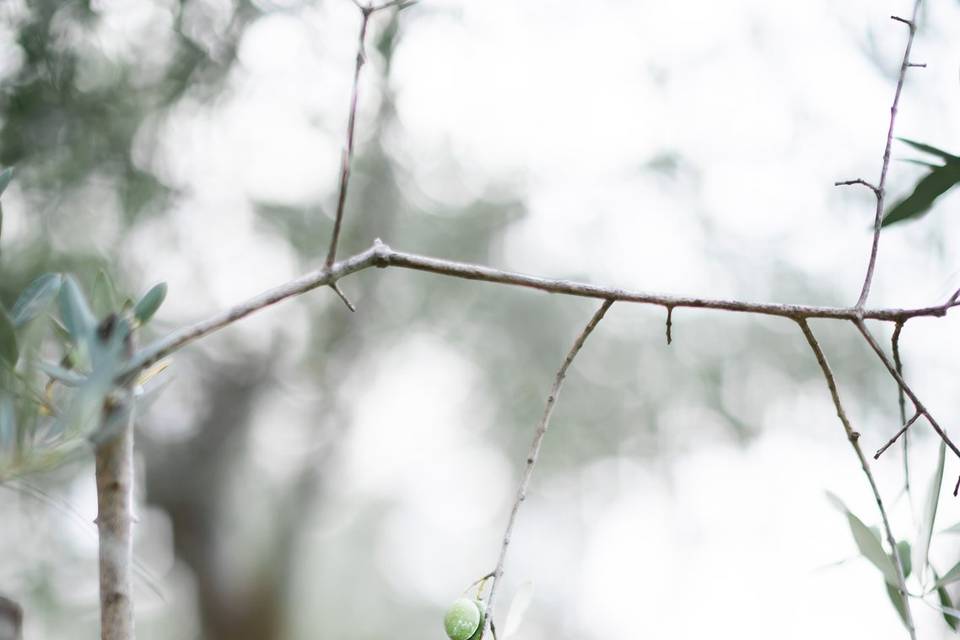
324;6;373;271
797;319;916;639
854;319;960;486
123;242;960;378
855;0;923;309
891;322;910;491
483;300;614;634
835;179;880;196
875;411;921;460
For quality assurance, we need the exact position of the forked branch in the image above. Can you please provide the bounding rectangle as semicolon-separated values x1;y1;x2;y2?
798;319;916;639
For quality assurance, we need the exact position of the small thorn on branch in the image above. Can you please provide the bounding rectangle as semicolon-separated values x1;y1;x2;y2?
835;179;880;197
875;411;922;459
907;62;927;68
890;15;915;29
329;282;357;312
954;475;960;497
665;306;673;345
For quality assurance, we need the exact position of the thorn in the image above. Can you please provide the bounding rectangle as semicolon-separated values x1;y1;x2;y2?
665;306;673;345
329;283;357;312
907;62;927;68
890;15;914;29
834;179;880;197
954;473;960;497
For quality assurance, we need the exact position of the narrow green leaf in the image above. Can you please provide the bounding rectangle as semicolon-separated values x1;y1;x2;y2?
897;540;912;579
0;167;13;198
846;511;899;586
935;559;960;588
58;275;96;345
885;581;910;629
899;158;941;169
11;273;62;327
0;305;18;366
91;270;119;317
913;440;946;581
934;571;959;631
133;282;167;325
882;163;960;227
897;138;960;163
825;491;900;585
38;361;86;387
941;521;960;535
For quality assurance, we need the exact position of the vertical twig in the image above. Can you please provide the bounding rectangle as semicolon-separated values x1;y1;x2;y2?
324;5;374;271
797;319;915;639
855;0;923;308
855;319;960;468
484;300;614;633
891;322;910;493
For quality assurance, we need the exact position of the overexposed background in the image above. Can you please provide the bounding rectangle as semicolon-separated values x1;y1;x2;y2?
2;0;960;638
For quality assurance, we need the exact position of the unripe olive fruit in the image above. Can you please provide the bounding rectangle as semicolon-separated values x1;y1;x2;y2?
443;598;484;640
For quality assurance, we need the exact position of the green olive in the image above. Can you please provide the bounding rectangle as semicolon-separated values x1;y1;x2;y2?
444;598;485;640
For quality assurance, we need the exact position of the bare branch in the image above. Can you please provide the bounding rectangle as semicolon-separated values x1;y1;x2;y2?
126;242;960;379
891;322;910;490
323;2;377;274
854;319;960;478
797;319;915;639
875;411;921;460
484;300;614;633
855;0;923;308
835;178;880;196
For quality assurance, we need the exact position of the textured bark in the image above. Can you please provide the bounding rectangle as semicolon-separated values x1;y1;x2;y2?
95;403;136;640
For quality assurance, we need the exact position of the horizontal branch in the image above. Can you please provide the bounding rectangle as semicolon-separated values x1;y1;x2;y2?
381;247;959;322
125;240;959;376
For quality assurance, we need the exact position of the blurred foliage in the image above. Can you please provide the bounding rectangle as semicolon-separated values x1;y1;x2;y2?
1;2;957;639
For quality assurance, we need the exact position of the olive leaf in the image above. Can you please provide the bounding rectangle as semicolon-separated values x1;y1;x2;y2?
91;269;120;317
912;440;945;583
133;282;167;325
882;139;960;227
58;275;96;347
935;559;960;588
885;581;910;629
11;273;62;327
0;305;18;366
825;492;899;586
897;138;960;163
934;570;959;631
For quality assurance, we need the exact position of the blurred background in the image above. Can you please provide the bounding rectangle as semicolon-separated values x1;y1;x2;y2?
1;0;960;637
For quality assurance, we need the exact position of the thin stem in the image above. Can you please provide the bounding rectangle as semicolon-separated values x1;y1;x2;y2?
891;322;910;491
797;319;916;640
854;319;960;475
875;411;921;460
323;6;373;270
484;300;614;633
855;0;923;308
124;242;960;378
